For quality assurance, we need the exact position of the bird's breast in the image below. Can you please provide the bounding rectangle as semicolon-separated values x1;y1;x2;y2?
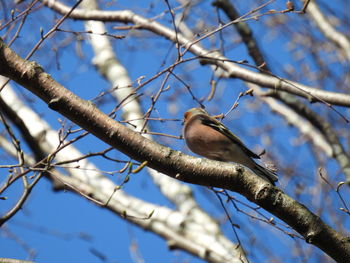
184;126;233;161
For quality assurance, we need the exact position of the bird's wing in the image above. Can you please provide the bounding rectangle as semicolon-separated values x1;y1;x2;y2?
200;116;261;159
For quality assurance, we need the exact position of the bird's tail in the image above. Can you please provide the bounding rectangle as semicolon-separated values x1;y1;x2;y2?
251;163;278;185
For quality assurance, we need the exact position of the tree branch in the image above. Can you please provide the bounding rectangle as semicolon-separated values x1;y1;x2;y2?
306;1;350;61
39;0;350;107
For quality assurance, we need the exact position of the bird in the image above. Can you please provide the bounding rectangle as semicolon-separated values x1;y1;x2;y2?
183;107;278;184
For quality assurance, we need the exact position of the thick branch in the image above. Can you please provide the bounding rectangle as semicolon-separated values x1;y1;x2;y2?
0;37;350;262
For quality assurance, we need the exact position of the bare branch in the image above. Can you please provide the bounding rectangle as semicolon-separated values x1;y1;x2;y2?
306;1;350;61
39;0;350;107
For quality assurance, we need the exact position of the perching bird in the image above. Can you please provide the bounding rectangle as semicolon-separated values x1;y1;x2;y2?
183;107;278;184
